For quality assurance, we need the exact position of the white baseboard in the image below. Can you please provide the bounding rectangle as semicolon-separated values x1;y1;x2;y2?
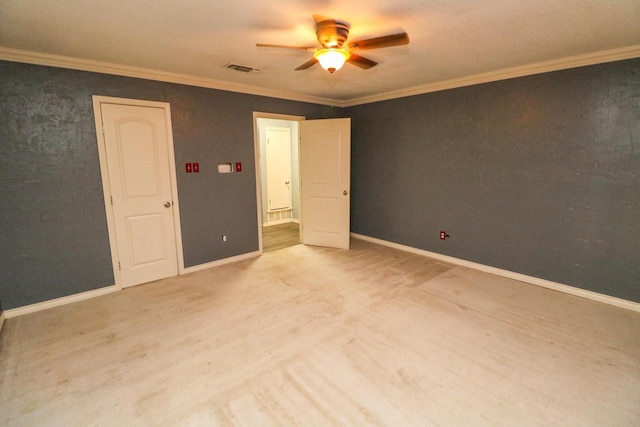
4;285;119;319
351;233;640;313
6;237;636;319
0;310;5;334
182;251;261;275
4;251;262;319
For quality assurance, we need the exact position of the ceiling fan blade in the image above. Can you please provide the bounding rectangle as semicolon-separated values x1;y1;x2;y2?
295;57;319;71
256;43;316;52
348;54;378;69
349;32;409;50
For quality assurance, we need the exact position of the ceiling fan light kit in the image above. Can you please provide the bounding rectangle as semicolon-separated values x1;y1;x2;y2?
257;14;409;74
314;48;351;73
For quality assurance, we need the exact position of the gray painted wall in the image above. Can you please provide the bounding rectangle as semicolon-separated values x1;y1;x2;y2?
1;58;638;310
347;58;640;303
0;61;339;309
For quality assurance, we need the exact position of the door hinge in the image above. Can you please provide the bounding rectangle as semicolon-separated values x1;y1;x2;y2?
118;261;121;271
110;196;113;205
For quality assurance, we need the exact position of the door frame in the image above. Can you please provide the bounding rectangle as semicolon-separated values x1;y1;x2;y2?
92;95;185;289
252;112;305;253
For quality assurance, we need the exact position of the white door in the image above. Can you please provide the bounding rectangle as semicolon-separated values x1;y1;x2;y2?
300;118;351;249
266;127;292;211
98;101;179;287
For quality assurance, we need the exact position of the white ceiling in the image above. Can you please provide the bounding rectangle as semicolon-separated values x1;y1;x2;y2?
1;0;639;106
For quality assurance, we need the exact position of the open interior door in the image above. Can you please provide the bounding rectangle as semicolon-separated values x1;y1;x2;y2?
300;118;351;249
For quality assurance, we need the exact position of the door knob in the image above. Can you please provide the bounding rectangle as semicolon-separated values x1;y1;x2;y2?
164;201;171;208
343;190;348;196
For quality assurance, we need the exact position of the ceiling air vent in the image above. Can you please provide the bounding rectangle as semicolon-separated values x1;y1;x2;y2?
225;64;260;73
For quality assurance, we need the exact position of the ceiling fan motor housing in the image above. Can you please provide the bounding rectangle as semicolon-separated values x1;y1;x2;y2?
316;20;350;48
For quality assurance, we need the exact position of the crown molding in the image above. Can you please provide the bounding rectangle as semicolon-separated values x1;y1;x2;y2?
1;45;639;108
0;47;340;107
343;45;640;107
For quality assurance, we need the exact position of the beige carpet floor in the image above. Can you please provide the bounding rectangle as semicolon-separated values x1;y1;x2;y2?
1;239;639;426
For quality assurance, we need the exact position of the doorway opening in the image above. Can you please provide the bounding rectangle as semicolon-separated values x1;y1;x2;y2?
253;114;352;252
253;112;304;252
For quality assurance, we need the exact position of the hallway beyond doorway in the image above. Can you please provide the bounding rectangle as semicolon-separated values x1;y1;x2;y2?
262;222;300;252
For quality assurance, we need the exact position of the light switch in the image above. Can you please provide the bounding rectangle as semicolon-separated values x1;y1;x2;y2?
217;163;233;173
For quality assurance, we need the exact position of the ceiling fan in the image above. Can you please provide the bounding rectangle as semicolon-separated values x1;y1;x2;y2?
257;14;409;73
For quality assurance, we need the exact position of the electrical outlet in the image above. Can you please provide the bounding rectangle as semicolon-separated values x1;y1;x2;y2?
440;231;450;240
222;235;227;242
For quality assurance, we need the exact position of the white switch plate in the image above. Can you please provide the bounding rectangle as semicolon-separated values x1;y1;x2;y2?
217;163;233;173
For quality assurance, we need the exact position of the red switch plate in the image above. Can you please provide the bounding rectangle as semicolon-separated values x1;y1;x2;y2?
193;162;199;173
185;163;192;173
235;162;242;172
440;231;447;240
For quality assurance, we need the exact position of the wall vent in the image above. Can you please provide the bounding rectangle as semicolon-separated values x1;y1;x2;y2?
225;64;260;73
